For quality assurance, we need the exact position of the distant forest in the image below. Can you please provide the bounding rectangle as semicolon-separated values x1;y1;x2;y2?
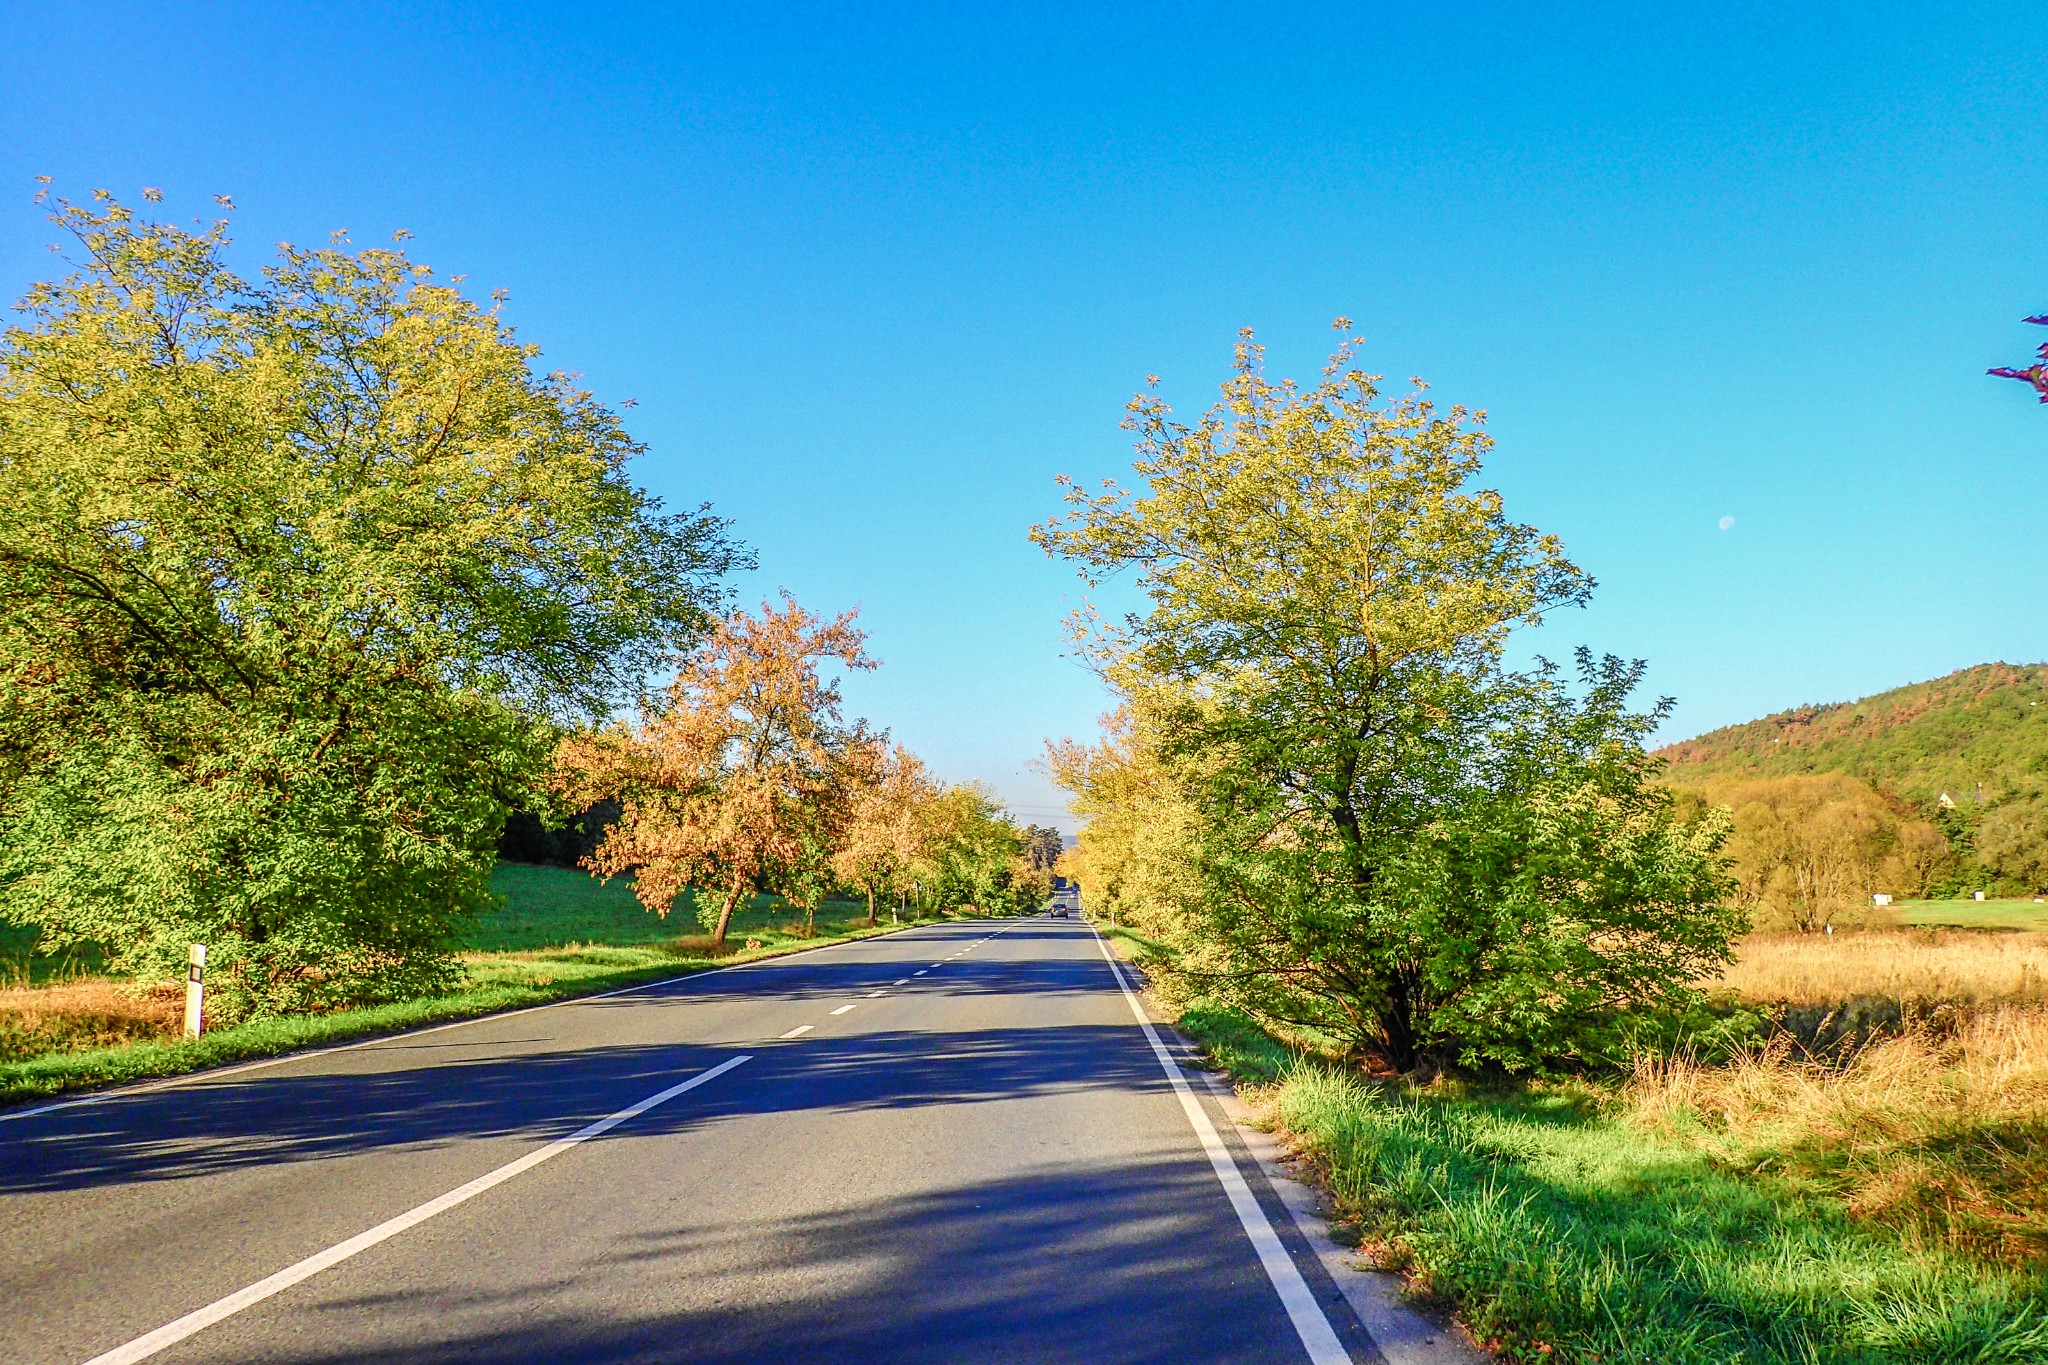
1660;662;2048;925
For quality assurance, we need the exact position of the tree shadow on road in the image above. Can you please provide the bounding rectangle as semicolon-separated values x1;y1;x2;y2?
0;1021;1177;1197
232;1157;1310;1365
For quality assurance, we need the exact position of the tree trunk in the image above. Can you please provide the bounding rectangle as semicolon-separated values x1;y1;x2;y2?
866;887;877;928
710;882;745;946
1379;974;1420;1073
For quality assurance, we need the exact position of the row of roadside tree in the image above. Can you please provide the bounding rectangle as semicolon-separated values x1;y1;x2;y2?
553;593;1055;942
0;190;1045;1025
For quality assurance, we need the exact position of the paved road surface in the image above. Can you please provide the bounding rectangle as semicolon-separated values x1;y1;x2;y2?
2;917;1390;1363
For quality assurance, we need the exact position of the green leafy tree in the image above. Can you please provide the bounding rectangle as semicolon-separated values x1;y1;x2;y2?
1021;824;1064;872
0;189;742;1016
1037;324;1736;1071
912;784;1036;914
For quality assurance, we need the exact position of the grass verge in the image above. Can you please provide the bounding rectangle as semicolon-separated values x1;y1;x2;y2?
1275;1066;2048;1365
1098;923;2048;1365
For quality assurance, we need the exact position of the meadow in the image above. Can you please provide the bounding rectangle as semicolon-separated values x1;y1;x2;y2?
0;864;927;1107
1127;917;2048;1364
1892;897;2048;933
1719;927;2048;1009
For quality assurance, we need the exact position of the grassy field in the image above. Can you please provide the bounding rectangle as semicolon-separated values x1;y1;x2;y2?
1891;898;2048;932
1718;928;2048;1008
1104;921;2048;1364
465;863;911;952
0;864;942;1108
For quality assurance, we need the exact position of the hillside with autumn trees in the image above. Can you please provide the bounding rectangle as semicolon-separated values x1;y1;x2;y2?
1657;663;2048;914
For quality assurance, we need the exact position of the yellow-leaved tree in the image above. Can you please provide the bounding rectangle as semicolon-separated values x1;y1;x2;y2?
1037;324;1736;1072
1044;707;1200;933
832;744;936;925
1697;773;1948;930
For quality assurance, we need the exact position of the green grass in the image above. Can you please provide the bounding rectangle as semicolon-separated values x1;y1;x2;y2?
0;921;109;987
464;863;691;950
1100;916;2048;1364
0;864;948;1109
465;863;912;951
1892;898;2048;932
1272;1066;2048;1364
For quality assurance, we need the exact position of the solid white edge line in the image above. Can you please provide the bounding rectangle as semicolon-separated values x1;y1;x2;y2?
79;1054;752;1365
1088;925;1349;1365
4;918;948;1124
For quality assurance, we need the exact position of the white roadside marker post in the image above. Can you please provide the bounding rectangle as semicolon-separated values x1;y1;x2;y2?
183;943;206;1040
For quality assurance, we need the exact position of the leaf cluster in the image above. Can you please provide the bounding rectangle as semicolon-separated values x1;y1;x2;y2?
0;191;743;1014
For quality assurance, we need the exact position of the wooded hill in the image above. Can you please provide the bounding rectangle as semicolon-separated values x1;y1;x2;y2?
1659;662;2048;901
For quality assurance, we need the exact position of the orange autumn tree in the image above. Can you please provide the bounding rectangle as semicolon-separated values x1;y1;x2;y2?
556;594;875;945
832;744;937;925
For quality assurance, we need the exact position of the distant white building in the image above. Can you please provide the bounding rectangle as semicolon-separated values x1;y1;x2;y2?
1872;893;1892;906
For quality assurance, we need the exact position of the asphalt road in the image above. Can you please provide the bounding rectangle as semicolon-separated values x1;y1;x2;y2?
1;916;1389;1364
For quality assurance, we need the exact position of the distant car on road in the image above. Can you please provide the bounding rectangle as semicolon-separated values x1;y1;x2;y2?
1048;905;1069;917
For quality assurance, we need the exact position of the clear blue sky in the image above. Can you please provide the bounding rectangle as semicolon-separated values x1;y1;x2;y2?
4;3;2044;825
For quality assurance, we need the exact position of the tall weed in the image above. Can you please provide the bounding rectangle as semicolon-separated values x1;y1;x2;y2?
1629;1009;2048;1267
1720;931;2048;1009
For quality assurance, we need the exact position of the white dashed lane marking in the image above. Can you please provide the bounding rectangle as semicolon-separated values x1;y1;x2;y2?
829;1004;857;1016
780;1025;814;1039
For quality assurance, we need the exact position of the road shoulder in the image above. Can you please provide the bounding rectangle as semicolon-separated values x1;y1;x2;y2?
1194;1070;1490;1365
1091;919;1492;1365
0;918;944;1122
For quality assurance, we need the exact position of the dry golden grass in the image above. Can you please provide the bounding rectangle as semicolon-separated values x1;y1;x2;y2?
1630;1007;2048;1267
668;933;745;957
0;979;181;1063
1715;928;2048;1007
